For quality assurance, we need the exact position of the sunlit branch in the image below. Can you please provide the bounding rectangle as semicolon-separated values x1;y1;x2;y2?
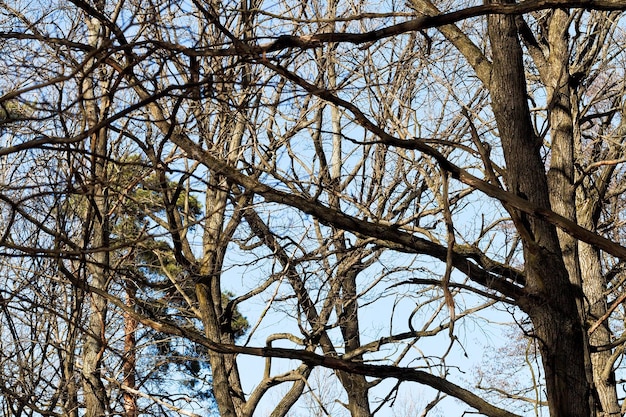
81;276;521;417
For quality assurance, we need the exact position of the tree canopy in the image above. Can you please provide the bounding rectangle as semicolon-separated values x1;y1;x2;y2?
1;0;626;416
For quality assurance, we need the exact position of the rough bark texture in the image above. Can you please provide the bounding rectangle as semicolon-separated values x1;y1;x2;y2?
81;15;110;417
196;280;239;417
578;143;624;416
544;10;580;288
81;129;110;417
487;5;591;417
336;265;371;417
542;10;597;414
580;236;621;417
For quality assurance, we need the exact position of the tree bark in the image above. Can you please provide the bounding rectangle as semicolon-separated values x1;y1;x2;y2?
542;10;597;414
487;5;591;416
577;139;625;416
81;14;110;417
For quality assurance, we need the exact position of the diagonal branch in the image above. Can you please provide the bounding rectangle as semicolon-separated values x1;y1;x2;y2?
257;59;626;261
77;274;521;417
146;0;626;60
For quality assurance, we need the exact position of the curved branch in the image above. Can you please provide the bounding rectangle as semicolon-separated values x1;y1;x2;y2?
257;59;626;261
149;1;626;60
114;3;626;264
79;276;521;417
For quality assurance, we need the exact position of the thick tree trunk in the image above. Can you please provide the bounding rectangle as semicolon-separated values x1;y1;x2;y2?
487;7;591;417
196;279;238;417
580;238;621;417
82;139;110;417
522;9;623;415
82;134;110;417
543;10;597;414
544;10;582;289
81;15;110;417
197;196;241;417
336;266;371;417
577;146;623;416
